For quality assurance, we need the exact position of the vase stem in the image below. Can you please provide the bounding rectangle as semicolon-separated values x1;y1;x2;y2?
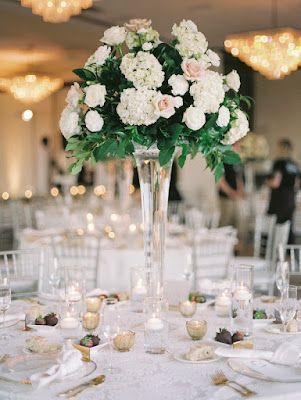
134;144;174;297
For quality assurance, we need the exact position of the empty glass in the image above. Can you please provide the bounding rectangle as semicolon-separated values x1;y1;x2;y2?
280;285;297;333
275;261;290;296
47;257;61;297
101;298;120;373
0;266;13;340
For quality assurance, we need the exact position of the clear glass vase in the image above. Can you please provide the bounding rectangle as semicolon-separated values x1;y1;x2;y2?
133;143;176;297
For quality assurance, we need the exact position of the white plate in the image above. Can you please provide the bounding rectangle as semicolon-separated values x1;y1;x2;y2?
264;323;301;335
173;351;221;364
27;323;59;333
2;353;96;382
253;318;274;326
197;299;215;308
228;358;301;382
23;345;62;355
73;339;108;356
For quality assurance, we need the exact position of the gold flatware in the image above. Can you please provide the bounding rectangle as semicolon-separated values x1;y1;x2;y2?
211;370;256;397
57;375;105;398
0;354;10;364
67;375;105;398
0;376;31;385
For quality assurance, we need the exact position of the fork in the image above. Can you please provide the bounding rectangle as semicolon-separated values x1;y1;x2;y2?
211;370;257;397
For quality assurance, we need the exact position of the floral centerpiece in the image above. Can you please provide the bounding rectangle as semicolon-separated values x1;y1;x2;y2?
60;19;251;296
60;18;250;183
238;132;269;162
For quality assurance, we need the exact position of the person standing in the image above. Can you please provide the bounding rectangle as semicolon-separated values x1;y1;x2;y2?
267;139;300;244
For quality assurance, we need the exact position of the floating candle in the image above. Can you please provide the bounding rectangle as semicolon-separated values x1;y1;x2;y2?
60;317;79;330
145;317;164;331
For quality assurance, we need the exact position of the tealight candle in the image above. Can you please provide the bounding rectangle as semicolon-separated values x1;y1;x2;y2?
179;300;197;317
86;297;101;313
235;285;252;301
132;282;147;296
67;289;82;302
60;317;79;330
186;319;207;340
145;317;164;331
215;290;231;318
114;330;135;352
82;312;100;332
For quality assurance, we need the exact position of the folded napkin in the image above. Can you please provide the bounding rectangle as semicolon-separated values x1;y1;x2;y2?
215;342;301;367
30;343;82;389
1;312;25;323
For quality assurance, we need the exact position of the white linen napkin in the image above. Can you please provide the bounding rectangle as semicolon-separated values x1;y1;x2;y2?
0;312;25;323
215;342;301;366
30;343;83;389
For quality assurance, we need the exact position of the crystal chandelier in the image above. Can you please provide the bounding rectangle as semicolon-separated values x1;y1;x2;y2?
224;27;301;80
0;73;64;103
20;0;98;23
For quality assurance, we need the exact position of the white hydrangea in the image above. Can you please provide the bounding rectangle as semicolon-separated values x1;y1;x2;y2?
171;20;208;59
206;49;220;67
117;88;159;126
125;28;160;50
168;74;189;96
84;84;107;108
221;109;249;145
66;82;83;107
59;106;80;140
216;106;230;127
120;52;164;89
190;70;225;114
85;110;104;132
85;45;111;69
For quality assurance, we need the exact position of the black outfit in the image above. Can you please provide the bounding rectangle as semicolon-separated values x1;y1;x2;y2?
218;164;243;198
268;158;300;243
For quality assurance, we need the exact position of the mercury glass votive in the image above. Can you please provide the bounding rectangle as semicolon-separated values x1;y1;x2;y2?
86;297;101;313
114;330;135;352
179;300;197;317
82;312;100;332
186;319;207;340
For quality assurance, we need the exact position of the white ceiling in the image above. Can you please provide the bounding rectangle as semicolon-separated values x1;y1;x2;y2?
0;0;301;81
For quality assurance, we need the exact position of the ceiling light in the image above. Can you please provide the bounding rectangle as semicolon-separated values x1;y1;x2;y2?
22;109;33;121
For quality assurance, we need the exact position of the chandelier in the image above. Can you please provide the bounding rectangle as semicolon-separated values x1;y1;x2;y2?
20;0;98;23
0;73;64;103
224;27;301;80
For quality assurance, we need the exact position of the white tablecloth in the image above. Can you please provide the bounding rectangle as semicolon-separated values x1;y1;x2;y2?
1;299;301;400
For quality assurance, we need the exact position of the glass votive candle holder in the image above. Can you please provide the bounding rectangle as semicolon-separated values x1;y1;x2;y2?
130;267;147;312
82;312;100;332
186;319;207;340
215;289;231;318
60;304;81;340
144;315;169;354
114;330;135;352
179;300;197;317
86;297;101;313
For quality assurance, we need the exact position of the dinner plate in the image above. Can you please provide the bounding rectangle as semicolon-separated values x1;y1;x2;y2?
23;345;62;355
2;353;96;382
228;358;301;382
0;318;21;329
172;351;221;364
264;323;301;335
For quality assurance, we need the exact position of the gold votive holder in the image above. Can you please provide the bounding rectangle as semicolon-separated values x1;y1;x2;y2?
86;297;101;313
179;300;197;317
114;330;135;352
186;319;207;340
82;312;100;332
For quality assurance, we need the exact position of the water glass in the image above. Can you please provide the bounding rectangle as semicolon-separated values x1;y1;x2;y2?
64;265;86;308
231;265;254;337
275;261;290;295
144;297;169;354
0;267;13;340
101;298;120;373
280;285;297;332
47;257;61;296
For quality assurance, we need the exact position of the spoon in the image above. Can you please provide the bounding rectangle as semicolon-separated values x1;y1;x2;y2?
67;375;105;398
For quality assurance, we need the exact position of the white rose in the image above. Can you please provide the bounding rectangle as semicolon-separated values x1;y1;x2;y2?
225;70;240;92
216;106;230;127
59;106;80;139
142;42;153;51
168;74;189;96
153;93;182;119
84;84;106;108
85;110;104;132
93;45;111;65
206;49;220;67
101;26;127;46
186;20;198;32
66;82;83;107
182;106;206;131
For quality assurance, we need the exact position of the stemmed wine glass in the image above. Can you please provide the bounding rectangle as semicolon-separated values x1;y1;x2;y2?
47;257;61;298
275;261;290;296
279;285;297;333
101;298;120;374
0;266;13;340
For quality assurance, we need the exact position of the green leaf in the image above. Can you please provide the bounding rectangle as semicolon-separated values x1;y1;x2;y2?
178;154;186;168
71;160;84;175
159;147;175;166
223;150;242;165
214;144;232;153
65;142;79;151
94;139;118;161
67;162;76;173
72;68;96;81
214;163;225;183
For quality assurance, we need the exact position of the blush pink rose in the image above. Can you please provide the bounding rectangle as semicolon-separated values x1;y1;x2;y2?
124;19;152;32
153;94;183;119
181;58;204;81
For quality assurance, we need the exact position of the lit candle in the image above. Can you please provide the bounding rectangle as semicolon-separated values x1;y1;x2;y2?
86;297;101;313
145;317;164;331
235;285;252;301
82;312;100;332
215;290;231;317
60;317;79;329
67;287;82;302
132;279;147;296
114;330;135;352
186;319;207;340
179;300;197;317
